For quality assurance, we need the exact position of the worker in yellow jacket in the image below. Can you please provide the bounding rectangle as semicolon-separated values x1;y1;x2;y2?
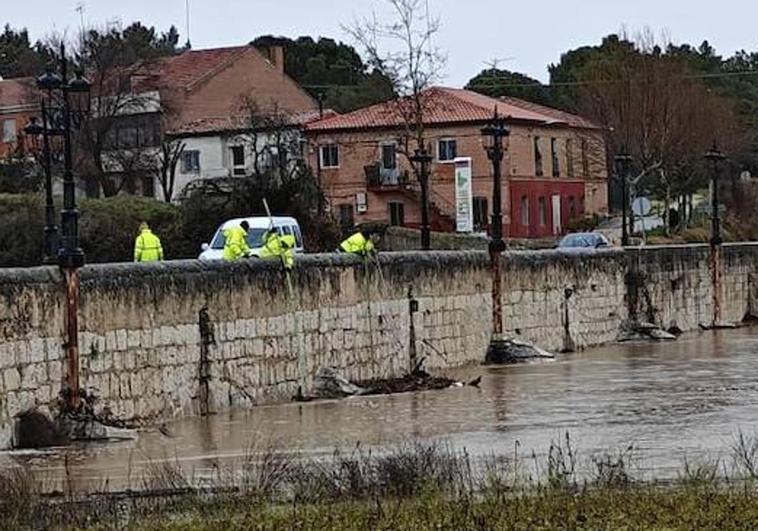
339;229;377;256
134;222;164;262
223;221;252;261
260;229;296;269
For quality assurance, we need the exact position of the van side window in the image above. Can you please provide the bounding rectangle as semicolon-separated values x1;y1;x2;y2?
293;226;303;247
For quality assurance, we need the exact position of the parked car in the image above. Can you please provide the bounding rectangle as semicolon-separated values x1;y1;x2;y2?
198;217;304;261
556;232;611;252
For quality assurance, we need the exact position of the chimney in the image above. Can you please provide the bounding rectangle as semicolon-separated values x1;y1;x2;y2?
267;46;285;74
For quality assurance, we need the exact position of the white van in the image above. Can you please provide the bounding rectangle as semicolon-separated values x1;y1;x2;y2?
198;216;304;261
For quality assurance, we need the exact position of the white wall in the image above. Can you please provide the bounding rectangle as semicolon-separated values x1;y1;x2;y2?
173;130;303;201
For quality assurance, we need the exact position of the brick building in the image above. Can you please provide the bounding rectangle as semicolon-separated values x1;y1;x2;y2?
0;77;36;160
305;87;608;238
105;45;318;198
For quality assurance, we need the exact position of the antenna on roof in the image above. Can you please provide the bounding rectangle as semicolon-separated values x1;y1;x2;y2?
75;3;85;33
184;0;192;49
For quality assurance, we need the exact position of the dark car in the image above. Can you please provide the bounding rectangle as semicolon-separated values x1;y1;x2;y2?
557;232;611;251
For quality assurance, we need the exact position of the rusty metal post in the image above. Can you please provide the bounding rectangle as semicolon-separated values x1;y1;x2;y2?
705;143;725;327
64;268;81;410
711;244;723;326
482;110;509;359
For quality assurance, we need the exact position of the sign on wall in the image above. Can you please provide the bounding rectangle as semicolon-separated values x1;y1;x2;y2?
454;157;473;233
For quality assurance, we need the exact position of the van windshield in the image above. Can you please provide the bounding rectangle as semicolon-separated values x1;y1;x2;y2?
210;228;268;250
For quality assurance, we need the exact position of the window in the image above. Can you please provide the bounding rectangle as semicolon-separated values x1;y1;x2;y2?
520;195;529;226
568;196;576;218
438;138;457;161
534;136;543;176
581;139;589;176
3;119;17;142
566;138;574;178
473;197;488;230
381;143;397;170
551;138;560;177
538;196;547;226
231;145;246;176
320;144;339;168
181;150;200;173
118;126;138;149
389;201;405;226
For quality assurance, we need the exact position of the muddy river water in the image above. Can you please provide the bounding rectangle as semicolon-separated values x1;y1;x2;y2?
2;328;758;491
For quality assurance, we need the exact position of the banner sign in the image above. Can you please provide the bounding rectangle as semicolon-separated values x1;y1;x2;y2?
454;157;473;233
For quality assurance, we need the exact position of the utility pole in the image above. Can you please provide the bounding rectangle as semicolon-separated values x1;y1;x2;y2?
481;109;510;358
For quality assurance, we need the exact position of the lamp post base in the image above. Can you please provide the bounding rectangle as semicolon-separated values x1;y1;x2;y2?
486;336;555;365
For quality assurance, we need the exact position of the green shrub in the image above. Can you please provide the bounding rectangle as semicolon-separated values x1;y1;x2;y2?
78;195;186;264
0;194;45;267
566;214;601;232
0;190;340;267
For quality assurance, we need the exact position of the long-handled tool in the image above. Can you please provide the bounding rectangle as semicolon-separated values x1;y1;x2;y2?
263;199;305;396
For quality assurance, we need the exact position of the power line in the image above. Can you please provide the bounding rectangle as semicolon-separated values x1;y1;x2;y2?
301;69;758;92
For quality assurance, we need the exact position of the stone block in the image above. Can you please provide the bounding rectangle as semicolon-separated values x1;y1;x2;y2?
29;338;46;364
4;368;20;392
116;330;128;351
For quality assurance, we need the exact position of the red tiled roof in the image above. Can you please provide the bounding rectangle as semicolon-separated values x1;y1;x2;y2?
129;46;252;92
305;87;598;132
169;109;338;136
499;96;597;129
0;77;37;109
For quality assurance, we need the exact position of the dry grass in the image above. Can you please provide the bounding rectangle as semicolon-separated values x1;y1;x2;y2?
5;433;758;529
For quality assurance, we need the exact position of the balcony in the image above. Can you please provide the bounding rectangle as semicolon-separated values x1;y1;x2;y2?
365;163;410;189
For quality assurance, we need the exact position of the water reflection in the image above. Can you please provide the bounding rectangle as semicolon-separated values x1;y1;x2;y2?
1;328;757;491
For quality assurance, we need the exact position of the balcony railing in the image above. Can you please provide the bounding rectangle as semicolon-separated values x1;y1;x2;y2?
365;163;409;188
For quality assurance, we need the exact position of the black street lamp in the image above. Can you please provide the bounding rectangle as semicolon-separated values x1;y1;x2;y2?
614;152;632;246
705;143;726;246
410;146;433;250
24;103;59;265
33;43;91;410
481;109;510;358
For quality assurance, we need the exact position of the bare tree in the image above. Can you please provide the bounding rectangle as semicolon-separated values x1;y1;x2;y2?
234;96;307;185
74;25;174;197
153;139;185;202
344;0;446;169
576;30;740;230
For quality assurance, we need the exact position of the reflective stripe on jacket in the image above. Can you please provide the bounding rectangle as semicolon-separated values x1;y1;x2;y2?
134;230;163;262
340;232;374;255
222;226;251;261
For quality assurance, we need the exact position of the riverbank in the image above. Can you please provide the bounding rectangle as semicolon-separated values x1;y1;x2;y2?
6;436;758;529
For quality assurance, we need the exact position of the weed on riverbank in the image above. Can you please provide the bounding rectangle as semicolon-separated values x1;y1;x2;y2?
5;432;758;529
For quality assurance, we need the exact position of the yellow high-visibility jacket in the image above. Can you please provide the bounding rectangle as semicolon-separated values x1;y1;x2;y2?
260;231;296;269
134;229;164;262
223;226;251;261
340;232;375;255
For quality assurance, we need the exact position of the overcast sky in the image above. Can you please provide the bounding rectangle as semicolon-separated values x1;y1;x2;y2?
4;0;757;85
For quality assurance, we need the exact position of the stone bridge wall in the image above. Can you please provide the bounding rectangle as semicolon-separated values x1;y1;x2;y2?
0;244;756;447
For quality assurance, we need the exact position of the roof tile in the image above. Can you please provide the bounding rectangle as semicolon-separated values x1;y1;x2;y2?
305;87;597;131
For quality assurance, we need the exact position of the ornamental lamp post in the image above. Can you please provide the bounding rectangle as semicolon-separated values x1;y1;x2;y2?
410;146;433;250
705;143;726;247
35;43;91;410
481;109;510;361
24;107;59;265
613;151;632;246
